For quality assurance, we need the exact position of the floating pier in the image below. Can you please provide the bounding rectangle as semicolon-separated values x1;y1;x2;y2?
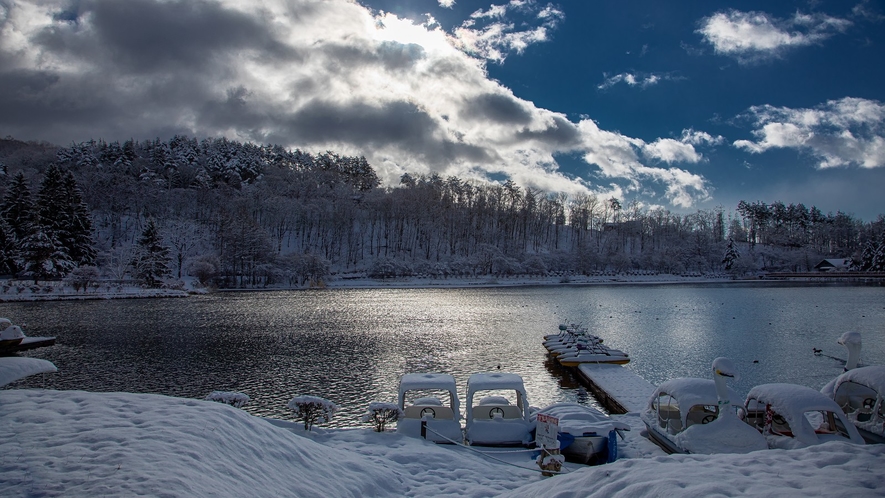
574;364;656;414
0;336;56;355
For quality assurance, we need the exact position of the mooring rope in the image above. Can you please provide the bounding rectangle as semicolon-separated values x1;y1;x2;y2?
423;425;573;475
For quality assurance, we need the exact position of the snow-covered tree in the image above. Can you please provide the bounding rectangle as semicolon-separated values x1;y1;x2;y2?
722;238;740;271
360;402;403;432
21;228;73;283
131;219;172;287
288;396;337;431
2;172;36;241
0;217;18;275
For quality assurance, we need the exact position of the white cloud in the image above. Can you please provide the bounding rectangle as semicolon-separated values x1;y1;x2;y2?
0;0;711;209
597;72;679;90
438;0;456;8
734;97;885;168
697;9;852;62
451;1;564;62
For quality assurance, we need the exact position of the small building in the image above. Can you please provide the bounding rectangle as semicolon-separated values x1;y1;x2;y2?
814;258;851;272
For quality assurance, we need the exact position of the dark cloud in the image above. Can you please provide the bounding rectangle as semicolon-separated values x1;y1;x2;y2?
461;93;533;125
283;99;497;166
516;115;582;147
35;0;297;73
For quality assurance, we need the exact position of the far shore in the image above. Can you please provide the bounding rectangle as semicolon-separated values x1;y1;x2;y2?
2;271;873;302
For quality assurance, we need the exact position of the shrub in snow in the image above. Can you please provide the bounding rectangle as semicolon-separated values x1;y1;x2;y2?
205;391;250;408
288;395;338;431
360;402;403;432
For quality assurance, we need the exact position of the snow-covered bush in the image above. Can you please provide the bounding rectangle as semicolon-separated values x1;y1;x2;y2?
360;402;403;432
288;395;338;431
205;391;250;408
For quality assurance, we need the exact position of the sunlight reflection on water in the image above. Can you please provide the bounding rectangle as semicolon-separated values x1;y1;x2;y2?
5;282;884;428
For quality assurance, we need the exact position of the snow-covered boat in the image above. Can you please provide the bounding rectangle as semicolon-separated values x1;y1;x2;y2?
465;372;533;446
544;324;630;365
641;358;768;454
744;383;865;449
556;344;630;366
823;366;885;444
532;402;629;465
396;373;464;444
819;331;885;443
0;318;24;349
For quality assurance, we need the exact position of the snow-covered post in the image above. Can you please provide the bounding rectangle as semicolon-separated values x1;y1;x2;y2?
205;391;250;408
360;402;403;432
288;395;338;431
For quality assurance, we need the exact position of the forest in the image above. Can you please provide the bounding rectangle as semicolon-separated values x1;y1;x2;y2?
0;135;883;289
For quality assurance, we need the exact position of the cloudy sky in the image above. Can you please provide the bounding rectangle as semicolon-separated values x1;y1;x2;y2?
2;0;883;219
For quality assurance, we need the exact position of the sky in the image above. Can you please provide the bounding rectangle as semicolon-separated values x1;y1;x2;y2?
1;0;884;220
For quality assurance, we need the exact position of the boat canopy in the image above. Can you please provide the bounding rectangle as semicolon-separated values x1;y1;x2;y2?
650;378;743;412
398;373;460;415
746;383;865;446
833;366;885;397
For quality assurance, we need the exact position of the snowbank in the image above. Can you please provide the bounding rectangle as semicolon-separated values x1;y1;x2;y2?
2;389;883;497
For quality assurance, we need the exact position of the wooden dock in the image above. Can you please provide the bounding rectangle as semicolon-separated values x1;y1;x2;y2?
0;336;56;355
574;364;656;414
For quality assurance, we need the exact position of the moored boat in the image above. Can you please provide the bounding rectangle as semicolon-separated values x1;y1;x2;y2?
396;373;464;444
641;358;768;454
532;402;629;465
744;383;865;449
465;372;534;446
823;366;885;443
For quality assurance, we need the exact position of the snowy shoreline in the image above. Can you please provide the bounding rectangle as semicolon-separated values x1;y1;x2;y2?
2;389;883;497
0;274;758;302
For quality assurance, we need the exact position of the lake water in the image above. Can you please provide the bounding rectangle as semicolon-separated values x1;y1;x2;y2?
4;282;884;427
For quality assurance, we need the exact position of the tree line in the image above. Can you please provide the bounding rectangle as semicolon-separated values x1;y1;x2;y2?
0;135;882;288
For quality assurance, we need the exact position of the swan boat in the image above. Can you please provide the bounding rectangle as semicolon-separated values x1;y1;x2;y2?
465;372;533;446
641;358;767;454
745;383;865;449
532;402;629;465
396;373;464;444
820;332;885;443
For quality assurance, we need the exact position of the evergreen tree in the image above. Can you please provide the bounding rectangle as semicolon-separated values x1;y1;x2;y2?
131;219;172;287
0;217;18;275
21;227;73;283
61;170;96;265
2;172;36;241
722;238;740;270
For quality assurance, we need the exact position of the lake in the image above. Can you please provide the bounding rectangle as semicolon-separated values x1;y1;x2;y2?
4;282;884;427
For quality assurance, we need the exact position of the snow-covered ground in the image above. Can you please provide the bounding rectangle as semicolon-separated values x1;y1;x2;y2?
2;389;883;497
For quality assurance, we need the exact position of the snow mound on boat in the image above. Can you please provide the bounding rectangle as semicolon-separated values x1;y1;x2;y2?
676;414;768;454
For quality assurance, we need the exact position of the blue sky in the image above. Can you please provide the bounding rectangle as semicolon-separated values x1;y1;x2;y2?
1;0;883;219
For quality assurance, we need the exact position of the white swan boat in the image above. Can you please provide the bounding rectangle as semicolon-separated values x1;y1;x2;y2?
641;358;767;454
532;402;629;465
396;373;464;444
465;372;533;446
819;331;885;443
824;366;885;443
744;383;865;449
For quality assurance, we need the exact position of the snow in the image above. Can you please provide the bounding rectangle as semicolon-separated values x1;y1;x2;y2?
577;364;656;413
467;372;528;393
2;389;884;497
0;357;57;387
205;390;250;408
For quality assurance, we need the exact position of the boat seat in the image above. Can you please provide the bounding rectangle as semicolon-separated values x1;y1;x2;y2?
472;405;523;420
403;405;455;420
